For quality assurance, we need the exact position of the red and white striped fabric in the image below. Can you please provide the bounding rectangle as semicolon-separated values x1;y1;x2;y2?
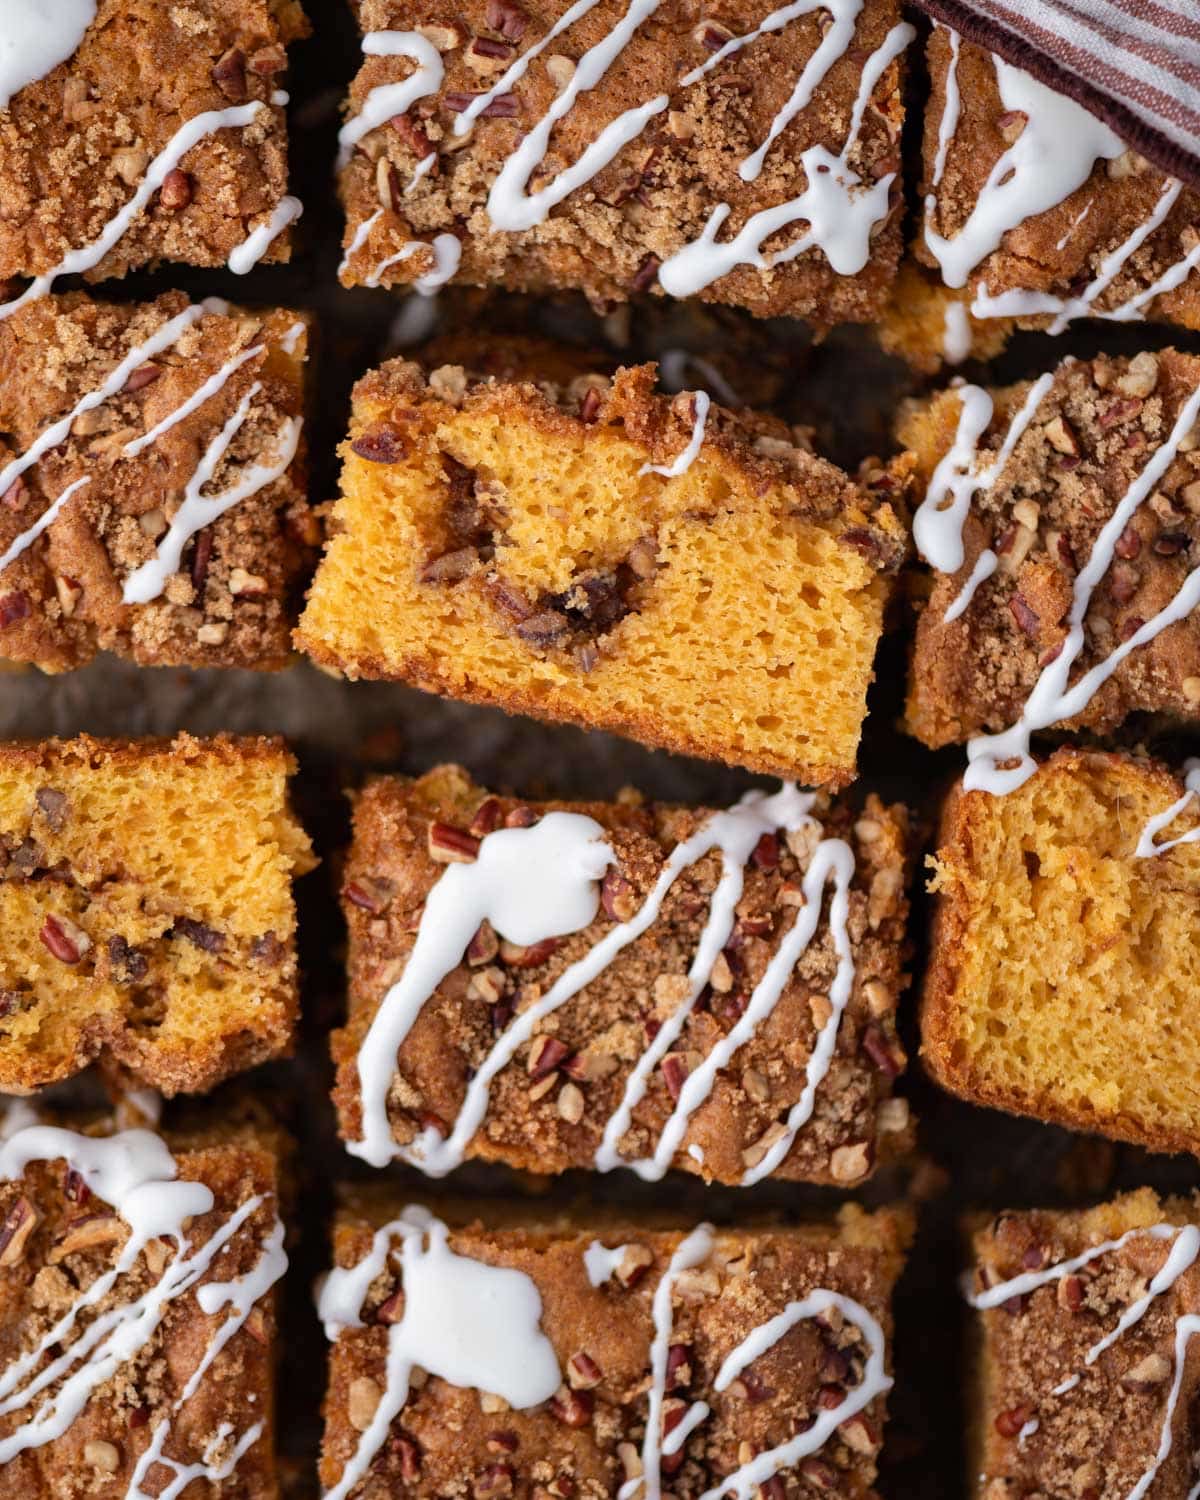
909;0;1200;191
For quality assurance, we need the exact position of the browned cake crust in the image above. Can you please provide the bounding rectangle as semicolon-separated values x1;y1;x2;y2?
903;348;1200;750
0;0;308;286
921;747;1200;1158
320;1194;913;1498
0;292;315;672
967;1191;1200;1499
0;1110;285;1500
0;733;316;1096
297;353;910;786
336;0;908;321
916;31;1200;333
332;764;913;1187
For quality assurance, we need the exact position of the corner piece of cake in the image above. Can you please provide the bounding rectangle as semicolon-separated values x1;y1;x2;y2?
0;0;308;306
0;291;314;672
882;26;1200;370
902;346;1200;774
923;747;1200;1156
966;1189;1200;1499
0;734;316;1096
334;0;911;321
0;1103;287;1497
296;352;909;784
318;1195;912;1499
332;763;913;1187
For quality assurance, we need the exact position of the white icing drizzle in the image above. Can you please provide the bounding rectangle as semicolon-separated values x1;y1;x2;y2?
1135;759;1200;858
926;44;1199;337
352;783;860;1187
967;1225;1200;1499
944;549;997;624
338;207;383;277
347;0;909;297
583;1239;635;1286
0;1123;284;1489
912;372;1056;582
387;293;441;351
698;1289;892;1500
364;233;461;293
228;194;303;275
639;391;710;478
658;350;742;408
965;377;1200;795
658;21;913;298
0;0;96;110
122;381;303;605
0;300;303;599
0;103;281;320
623;1225;714;1500
317;1206;561;1500
337;32;444;168
941;300;972;365
923;58;1125;290
349;811;615;1170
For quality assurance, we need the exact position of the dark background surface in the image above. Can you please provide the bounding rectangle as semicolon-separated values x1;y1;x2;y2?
6;1;1200;1494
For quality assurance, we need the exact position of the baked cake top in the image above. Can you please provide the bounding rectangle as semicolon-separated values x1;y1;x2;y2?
336;0;912;320
0;0;308;306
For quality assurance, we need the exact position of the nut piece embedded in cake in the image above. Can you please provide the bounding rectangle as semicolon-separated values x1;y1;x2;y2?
966;1189;1200;1499
296;351;910;785
335;0;910;321
0;292;314;673
901;347;1200;762
882;29;1200;370
922;748;1200;1155
0;0;308;297
318;1196;912;1499
331;763;913;1185
0;1107;286;1496
0;734;316;1095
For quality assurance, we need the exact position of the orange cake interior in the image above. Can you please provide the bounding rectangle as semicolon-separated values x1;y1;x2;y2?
0;734;315;1095
923;749;1200;1153
296;358;908;787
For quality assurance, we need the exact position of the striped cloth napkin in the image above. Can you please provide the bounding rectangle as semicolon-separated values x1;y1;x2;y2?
908;0;1200;191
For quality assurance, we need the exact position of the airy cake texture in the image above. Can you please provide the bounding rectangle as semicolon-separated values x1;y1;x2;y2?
319;1195;912;1499
336;0;910;320
0;0;308;291
0;1106;286;1499
967;1189;1200;1500
296;353;909;785
902;347;1200;752
922;749;1200;1155
333;764;913;1187
0;292;314;672
0;734;315;1095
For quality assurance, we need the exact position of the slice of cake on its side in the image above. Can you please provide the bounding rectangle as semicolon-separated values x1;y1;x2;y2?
319;1195;912;1499
966;1190;1200;1499
332;763;913;1187
0;0;308;298
0;734;316;1096
296;354;909;785
923;748;1200;1155
0;291;315;673
336;0;910;322
902;347;1200;765
879;27;1200;371
0;1104;287;1498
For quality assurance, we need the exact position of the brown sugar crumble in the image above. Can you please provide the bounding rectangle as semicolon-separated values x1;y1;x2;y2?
336;0;909;321
320;1195;912;1499
332;764;914;1187
0;292;315;673
902;347;1200;750
0;0;309;290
